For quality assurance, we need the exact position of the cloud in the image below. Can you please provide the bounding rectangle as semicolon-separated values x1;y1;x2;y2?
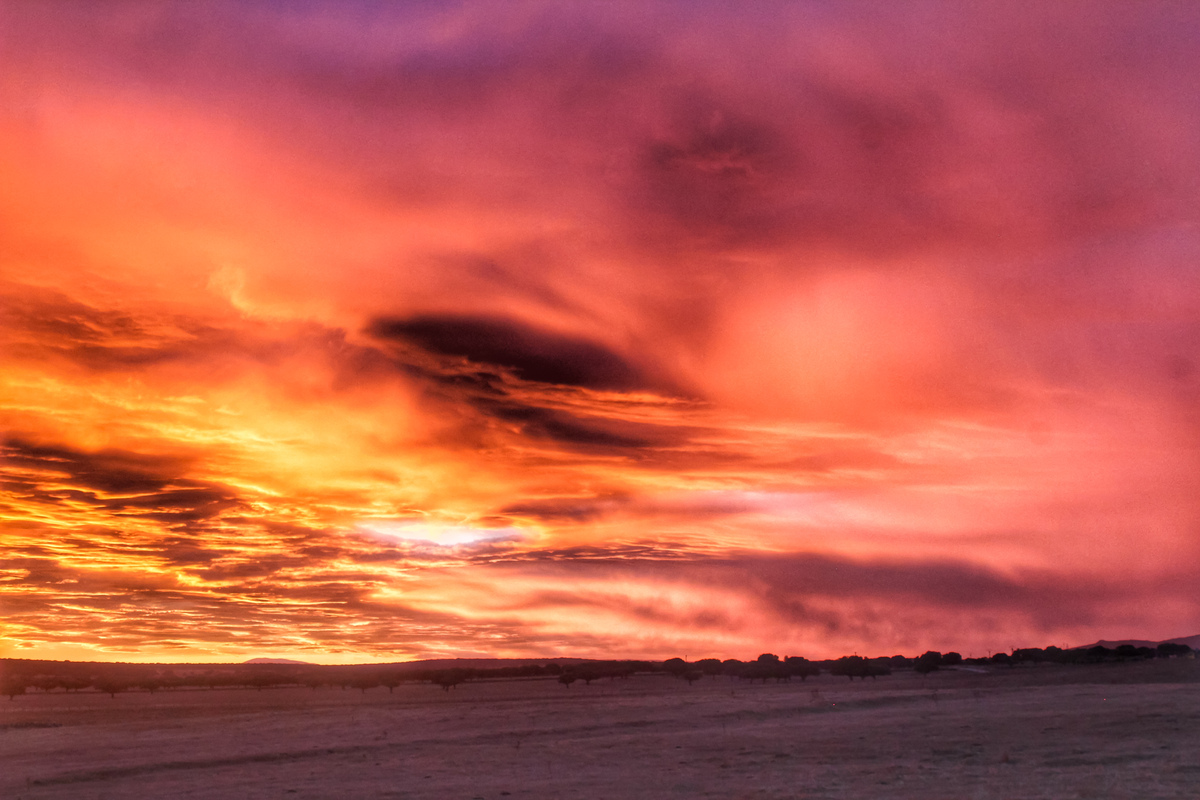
0;437;241;530
499;496;630;523
481;402;663;451
410;550;1200;658
368;314;656;392
2;437;197;495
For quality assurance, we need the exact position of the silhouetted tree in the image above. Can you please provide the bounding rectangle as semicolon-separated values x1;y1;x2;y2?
830;656;869;680
2;677;26;700
1012;648;1045;663
785;657;820;681
914;651;941;674
432;670;467;691
1115;644;1139;661
607;663;637;680
351;676;381;694
247;673;285;691
558;673;577;688
741;662;780;683
137;678;163;694
681;669;703;685
95;679;129;698
827;656;889;680
1157;643;1192;658
577;667;603;685
32;676;61;693
867;658;893;678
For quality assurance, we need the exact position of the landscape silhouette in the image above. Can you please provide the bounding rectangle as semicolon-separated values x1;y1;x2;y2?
3;637;1198;798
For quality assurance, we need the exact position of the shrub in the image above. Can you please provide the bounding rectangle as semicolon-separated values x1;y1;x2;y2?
431;670;467;692
784;657;820;681
2;677;27;700
915;651;942;674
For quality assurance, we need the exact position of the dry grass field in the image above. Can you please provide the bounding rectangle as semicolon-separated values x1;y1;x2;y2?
2;660;1199;799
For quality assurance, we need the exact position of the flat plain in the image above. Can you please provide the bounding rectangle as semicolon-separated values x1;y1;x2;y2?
2;660;1199;799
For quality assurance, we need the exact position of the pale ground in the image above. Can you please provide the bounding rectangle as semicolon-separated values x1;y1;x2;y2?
2;661;1199;799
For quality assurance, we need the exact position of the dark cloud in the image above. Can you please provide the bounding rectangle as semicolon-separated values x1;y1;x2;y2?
1;437;240;523
482;542;696;564
497;490;777;525
2;290;144;344
519;588;739;632
241;1;1198;258
637;107;796;246
0;285;224;370
737;553;1196;632
736;552;1032;609
365;312;701;455
155;538;225;566
0;285;414;395
488;548;1186;632
368;314;651;392
2;437;191;494
9;1;1198;259
194;556;312;582
499;496;628;523
485;403;659;450
101;487;238;515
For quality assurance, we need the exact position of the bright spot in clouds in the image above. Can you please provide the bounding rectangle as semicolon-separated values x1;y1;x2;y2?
359;521;527;548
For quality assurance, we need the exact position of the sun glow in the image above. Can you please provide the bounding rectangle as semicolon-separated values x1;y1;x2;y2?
357;521;530;548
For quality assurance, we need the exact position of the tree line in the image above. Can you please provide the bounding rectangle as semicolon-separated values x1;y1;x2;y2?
1;642;1192;700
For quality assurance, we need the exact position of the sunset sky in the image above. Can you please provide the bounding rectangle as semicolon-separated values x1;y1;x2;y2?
3;1;1200;664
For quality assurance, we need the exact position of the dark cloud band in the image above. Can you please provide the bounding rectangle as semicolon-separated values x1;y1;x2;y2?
368;314;651;392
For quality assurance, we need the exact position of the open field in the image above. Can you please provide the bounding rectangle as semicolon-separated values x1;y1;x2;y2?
3;660;1199;799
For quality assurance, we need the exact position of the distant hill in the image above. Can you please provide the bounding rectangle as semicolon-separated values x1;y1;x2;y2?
243;658;314;665
1074;634;1200;650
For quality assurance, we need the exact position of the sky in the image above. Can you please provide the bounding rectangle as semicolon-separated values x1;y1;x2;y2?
2;1;1200;664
